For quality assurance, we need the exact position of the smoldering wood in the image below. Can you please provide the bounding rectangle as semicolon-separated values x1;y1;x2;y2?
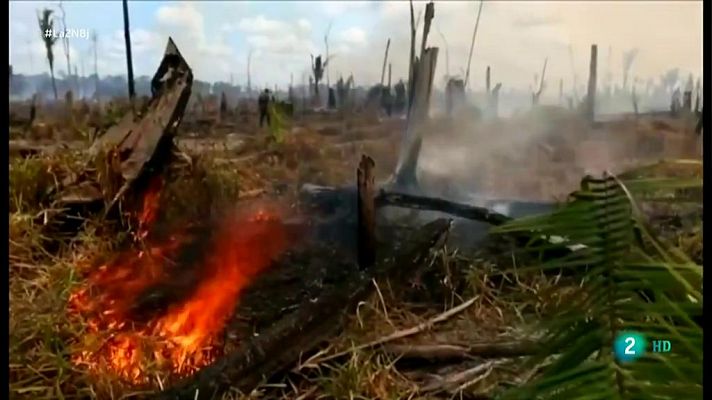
377;191;511;226
157;218;453;400
299;184;512;227
584;44;597;123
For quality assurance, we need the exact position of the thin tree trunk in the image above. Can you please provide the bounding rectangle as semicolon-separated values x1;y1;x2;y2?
380;38;391;87
388;63;392;89
50;63;58;100
122;0;135;101
486;65;490;94
464;1;484;88
407;0;416;111
247;49;253;97
92;31;99;98
585;44;598;123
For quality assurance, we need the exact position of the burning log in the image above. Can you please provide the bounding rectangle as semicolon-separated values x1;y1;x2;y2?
55;37;193;225
157;217;453;399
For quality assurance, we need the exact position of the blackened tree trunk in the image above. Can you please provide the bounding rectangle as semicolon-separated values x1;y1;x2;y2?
585;44;598;124
122;0;135;101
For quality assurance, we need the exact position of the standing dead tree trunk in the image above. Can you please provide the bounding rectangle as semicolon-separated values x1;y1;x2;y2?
311;54;329;106
247;49;253;97
122;0;135;103
463;0;484;88
37;9;59;100
490;82;501;118
357;155;376;270
380;38;391;87
532;57;548;106
407;0;417;110
325;22;332;90
393;1;438;190
435;24;450;81
485;66;491;95
584;44;598;124
92;31;99;99
58;1;71;91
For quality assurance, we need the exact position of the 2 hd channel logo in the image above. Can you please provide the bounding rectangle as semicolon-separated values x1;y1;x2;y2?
614;331;671;362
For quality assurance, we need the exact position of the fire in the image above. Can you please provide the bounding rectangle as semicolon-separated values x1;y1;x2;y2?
68;180;290;384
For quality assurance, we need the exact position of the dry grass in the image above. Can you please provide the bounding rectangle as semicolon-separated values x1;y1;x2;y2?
8;106;702;399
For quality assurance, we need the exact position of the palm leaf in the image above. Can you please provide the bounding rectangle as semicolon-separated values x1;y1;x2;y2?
493;170;702;400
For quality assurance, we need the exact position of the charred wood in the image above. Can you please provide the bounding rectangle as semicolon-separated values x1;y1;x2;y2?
157;219;453;399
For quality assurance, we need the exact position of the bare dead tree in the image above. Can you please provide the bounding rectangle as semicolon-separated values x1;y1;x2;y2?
419;2;434;59
435;24;450;84
463;0;484;88
532;57;548;105
37;8;59;100
585;44;598;123
122;0;135;102
694;77;701;113
247;48;253;97
58;1;71;82
622;48;639;91
485;65;490;95
92;30;98;98
380;38;391;86
632;78;639;117
325;22;333;89
568;44;579;103
407;0;416;109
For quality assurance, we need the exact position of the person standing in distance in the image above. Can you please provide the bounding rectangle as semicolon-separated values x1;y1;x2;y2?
258;89;271;128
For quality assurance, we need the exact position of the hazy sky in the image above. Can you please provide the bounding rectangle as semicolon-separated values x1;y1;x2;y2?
8;1;703;91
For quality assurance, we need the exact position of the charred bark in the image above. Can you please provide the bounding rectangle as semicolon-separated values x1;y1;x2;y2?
44;38;193;234
357;155;377;269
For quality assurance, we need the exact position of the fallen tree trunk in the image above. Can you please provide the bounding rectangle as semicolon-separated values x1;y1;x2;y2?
376;191;510;226
300;184;513;226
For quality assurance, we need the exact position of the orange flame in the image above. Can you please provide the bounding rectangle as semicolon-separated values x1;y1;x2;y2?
69;187;290;384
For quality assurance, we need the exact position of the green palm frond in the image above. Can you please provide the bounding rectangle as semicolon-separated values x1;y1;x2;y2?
493;168;702;400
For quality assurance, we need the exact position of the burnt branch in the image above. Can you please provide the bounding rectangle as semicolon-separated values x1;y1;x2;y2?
376;190;511;226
